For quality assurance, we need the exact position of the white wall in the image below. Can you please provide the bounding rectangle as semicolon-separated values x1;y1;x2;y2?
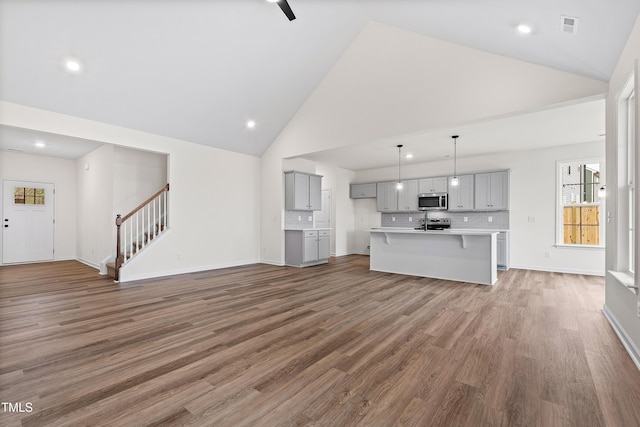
604;13;640;366
0;151;77;263
113;146;167;215
353;141;605;275
261;21;608;266
76;145;115;267
315;163;356;256
0;102;262;282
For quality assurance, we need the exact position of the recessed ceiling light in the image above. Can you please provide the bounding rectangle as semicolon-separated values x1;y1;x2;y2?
266;0;279;3
405;153;413;159
64;57;83;73
246;120;256;129
34;141;46;148
517;24;533;34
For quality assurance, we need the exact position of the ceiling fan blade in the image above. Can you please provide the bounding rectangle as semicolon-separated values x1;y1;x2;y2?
277;0;296;21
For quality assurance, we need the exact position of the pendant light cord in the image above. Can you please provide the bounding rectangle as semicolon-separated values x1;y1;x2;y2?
397;144;403;184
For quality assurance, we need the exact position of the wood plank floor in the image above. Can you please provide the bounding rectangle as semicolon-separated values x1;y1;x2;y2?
1;256;639;426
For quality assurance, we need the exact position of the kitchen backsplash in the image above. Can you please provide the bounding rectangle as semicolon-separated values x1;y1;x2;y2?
285;210;314;228
381;210;509;230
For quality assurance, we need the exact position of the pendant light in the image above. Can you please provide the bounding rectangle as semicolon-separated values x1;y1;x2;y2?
396;144;403;190
450;135;459;186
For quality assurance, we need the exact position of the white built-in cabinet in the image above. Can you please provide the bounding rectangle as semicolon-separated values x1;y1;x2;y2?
418;176;448;194
377;180;418;212
447;175;474;211
285;229;330;267
376;182;399;212
475;171;509;210
398;180;419;211
284;171;322;211
350;183;377;199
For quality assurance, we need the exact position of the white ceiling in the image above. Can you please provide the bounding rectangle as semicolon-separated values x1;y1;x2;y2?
0;125;103;160
300;98;606;170
0;1;637;163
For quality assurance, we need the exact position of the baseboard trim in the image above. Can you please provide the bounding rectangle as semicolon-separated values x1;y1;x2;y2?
510;264;604;276
76;258;100;271
602;304;640;371
260;259;285;267
119;259;262;282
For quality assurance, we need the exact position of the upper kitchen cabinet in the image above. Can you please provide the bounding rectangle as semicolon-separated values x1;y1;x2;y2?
376;182;399;212
284;171;323;211
418;176;448;194
448;174;474;211
397;180;419;211
475;171;509;210
350;183;377;199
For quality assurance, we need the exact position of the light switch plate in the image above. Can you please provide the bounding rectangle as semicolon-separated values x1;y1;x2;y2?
488;216;493;223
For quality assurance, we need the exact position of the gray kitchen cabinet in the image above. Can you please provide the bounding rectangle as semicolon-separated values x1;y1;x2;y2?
448;174;474;210
398;179;419;211
475;171;509;210
318;230;330;259
350;183;377;199
376;182;399;212
497;231;510;270
284;171;323;211
285;229;330;267
377;180;419;212
418;176;448;194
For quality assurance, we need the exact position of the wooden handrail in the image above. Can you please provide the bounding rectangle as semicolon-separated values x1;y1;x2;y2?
121;183;169;222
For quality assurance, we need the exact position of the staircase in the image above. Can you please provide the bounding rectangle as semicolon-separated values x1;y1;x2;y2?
107;184;169;281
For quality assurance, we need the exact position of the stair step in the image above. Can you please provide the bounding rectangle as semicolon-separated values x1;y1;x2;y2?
106;262;116;279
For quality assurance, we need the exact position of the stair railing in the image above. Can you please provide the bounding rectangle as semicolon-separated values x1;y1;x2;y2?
115;183;169;281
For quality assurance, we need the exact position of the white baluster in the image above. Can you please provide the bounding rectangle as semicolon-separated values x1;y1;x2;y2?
153;196;157;239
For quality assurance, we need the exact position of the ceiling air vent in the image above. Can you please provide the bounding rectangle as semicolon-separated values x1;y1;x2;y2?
561;15;579;34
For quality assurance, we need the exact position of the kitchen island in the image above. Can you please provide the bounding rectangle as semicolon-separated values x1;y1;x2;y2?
369;228;499;285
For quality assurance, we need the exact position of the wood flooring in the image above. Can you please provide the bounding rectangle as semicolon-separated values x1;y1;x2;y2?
1;256;639;426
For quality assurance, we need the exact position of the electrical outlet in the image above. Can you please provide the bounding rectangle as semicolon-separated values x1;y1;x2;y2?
308;216;312;221
637;301;640;318
409;217;413;222
488;216;493;223
544;251;551;259
177;251;183;260
298;216;301;221
528;216;536;222
392;217;396;222
463;217;468;222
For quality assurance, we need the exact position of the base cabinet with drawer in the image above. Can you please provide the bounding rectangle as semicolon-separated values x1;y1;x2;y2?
285;229;330;267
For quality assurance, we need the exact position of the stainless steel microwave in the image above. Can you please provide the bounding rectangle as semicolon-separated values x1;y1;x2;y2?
418;193;448;211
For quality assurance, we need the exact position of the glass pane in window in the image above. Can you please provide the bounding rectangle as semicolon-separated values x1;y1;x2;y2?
34;188;45;205
14;187;25;204
13;187;45;205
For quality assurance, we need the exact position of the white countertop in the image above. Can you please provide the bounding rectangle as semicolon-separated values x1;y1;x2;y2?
370;227;499;235
284;228;331;231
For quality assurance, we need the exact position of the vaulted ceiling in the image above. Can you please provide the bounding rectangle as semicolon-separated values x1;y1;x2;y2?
1;0;638;164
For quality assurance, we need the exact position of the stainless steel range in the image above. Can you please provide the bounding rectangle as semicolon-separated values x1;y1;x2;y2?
426;218;451;230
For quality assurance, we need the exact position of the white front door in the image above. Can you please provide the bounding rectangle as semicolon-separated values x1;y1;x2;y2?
2;180;55;264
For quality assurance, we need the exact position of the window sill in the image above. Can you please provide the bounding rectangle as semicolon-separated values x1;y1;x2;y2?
608;270;638;295
554;244;605;250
